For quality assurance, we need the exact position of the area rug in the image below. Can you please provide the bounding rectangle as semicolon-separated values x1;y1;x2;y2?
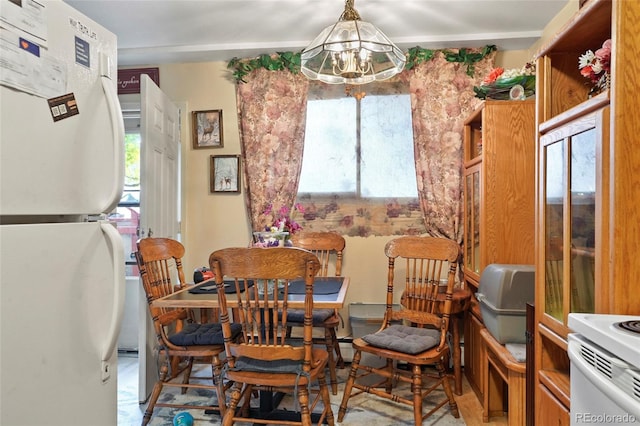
118;357;466;425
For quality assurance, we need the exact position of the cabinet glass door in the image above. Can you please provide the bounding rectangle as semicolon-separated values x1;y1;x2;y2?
570;129;596;313
473;171;480;273
465;174;472;270
464;164;481;278
544;140;565;321
542;112;599;323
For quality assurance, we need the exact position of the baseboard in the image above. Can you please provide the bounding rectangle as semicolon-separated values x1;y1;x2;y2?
339;341;354;362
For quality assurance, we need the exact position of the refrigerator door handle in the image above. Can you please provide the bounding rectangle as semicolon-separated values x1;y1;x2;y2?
100;221;126;365
100;74;125;214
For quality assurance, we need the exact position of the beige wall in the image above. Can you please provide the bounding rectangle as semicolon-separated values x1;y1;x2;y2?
125;0;579;337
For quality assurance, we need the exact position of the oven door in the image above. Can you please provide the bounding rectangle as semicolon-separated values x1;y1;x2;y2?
568;333;640;425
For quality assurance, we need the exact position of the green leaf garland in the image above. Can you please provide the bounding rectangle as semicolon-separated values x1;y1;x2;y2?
228;45;496;83
228;52;301;83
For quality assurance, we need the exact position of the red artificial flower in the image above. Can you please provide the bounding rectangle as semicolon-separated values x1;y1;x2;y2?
483;67;504;85
580;65;596;82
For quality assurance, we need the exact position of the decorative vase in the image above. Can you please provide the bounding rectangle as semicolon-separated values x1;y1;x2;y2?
588;72;610;99
252;231;289;247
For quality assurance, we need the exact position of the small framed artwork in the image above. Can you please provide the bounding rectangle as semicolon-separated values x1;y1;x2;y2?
192;109;223;149
211;155;240;193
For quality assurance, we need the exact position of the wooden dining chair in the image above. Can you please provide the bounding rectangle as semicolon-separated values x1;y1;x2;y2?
288;231;345;394
136;237;239;425
338;236;461;425
209;247;335;426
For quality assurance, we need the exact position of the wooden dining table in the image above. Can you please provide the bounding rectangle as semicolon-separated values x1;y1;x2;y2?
151;276;350;311
151;275;350;421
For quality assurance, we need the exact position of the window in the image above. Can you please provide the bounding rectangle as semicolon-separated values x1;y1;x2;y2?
298;85;418;198
296;82;425;237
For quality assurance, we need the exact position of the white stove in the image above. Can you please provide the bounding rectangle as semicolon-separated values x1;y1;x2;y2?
569;313;640;368
568;313;640;426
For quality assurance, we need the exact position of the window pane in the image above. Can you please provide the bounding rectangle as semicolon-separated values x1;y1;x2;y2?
361;94;416;197
298;97;357;193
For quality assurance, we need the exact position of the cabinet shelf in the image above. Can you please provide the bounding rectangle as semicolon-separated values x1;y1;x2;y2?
535;0;612;123
536;0;611;58
539;369;570;409
539;91;609;134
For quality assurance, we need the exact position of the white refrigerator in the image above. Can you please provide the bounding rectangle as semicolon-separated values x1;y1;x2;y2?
0;1;125;425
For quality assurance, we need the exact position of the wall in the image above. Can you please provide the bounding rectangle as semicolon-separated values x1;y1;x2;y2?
125;1;579;338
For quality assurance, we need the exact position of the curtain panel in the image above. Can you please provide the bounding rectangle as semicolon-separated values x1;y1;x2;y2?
406;49;496;242
236;68;309;235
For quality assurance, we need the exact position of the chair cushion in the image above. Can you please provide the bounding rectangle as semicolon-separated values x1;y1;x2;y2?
287;278;342;294
231;356;303;374
285;308;335;324
362;324;440;355
169;322;241;346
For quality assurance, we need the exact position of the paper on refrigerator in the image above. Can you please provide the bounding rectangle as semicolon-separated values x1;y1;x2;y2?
0;28;65;98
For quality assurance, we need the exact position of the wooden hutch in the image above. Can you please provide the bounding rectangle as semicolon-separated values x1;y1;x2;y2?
462;99;536;397
533;0;640;423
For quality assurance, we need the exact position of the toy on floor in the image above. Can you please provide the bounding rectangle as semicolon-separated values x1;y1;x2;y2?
173;411;194;426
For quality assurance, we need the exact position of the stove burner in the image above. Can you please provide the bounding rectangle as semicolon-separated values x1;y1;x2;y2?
615;320;640;334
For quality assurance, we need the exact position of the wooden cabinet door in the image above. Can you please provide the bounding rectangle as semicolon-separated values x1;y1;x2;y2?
464;311;485;397
537;384;570;426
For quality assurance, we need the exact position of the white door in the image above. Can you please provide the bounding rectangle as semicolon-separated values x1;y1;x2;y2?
138;74;181;401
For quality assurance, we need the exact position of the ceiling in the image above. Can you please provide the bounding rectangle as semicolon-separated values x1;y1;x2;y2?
64;0;569;67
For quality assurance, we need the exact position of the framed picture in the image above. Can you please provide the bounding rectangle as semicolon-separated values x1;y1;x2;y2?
211;155;240;193
192;109;223;149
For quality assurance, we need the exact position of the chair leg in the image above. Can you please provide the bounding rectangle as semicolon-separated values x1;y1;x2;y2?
222;382;243;426
296;383;312;426
438;361;460;418
411;364;424;426
239;384;253;417
142;364;169;426
324;328;338;394
211;356;226;416
317;371;336;426
329;327;344;368
170;355;184;379
384;358;394;393
181;357;194;394
337;350;361;422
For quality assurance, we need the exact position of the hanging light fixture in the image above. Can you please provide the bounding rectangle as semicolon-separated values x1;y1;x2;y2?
301;0;405;85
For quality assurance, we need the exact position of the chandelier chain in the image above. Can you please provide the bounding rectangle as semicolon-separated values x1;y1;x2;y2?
340;0;361;21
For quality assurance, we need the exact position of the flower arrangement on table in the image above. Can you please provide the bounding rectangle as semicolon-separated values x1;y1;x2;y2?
579;39;611;97
253;203;304;247
474;62;536;100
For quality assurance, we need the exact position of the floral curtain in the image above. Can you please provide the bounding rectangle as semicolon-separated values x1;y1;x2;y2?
406;49;496;242
233;48;495;240
235;67;309;234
